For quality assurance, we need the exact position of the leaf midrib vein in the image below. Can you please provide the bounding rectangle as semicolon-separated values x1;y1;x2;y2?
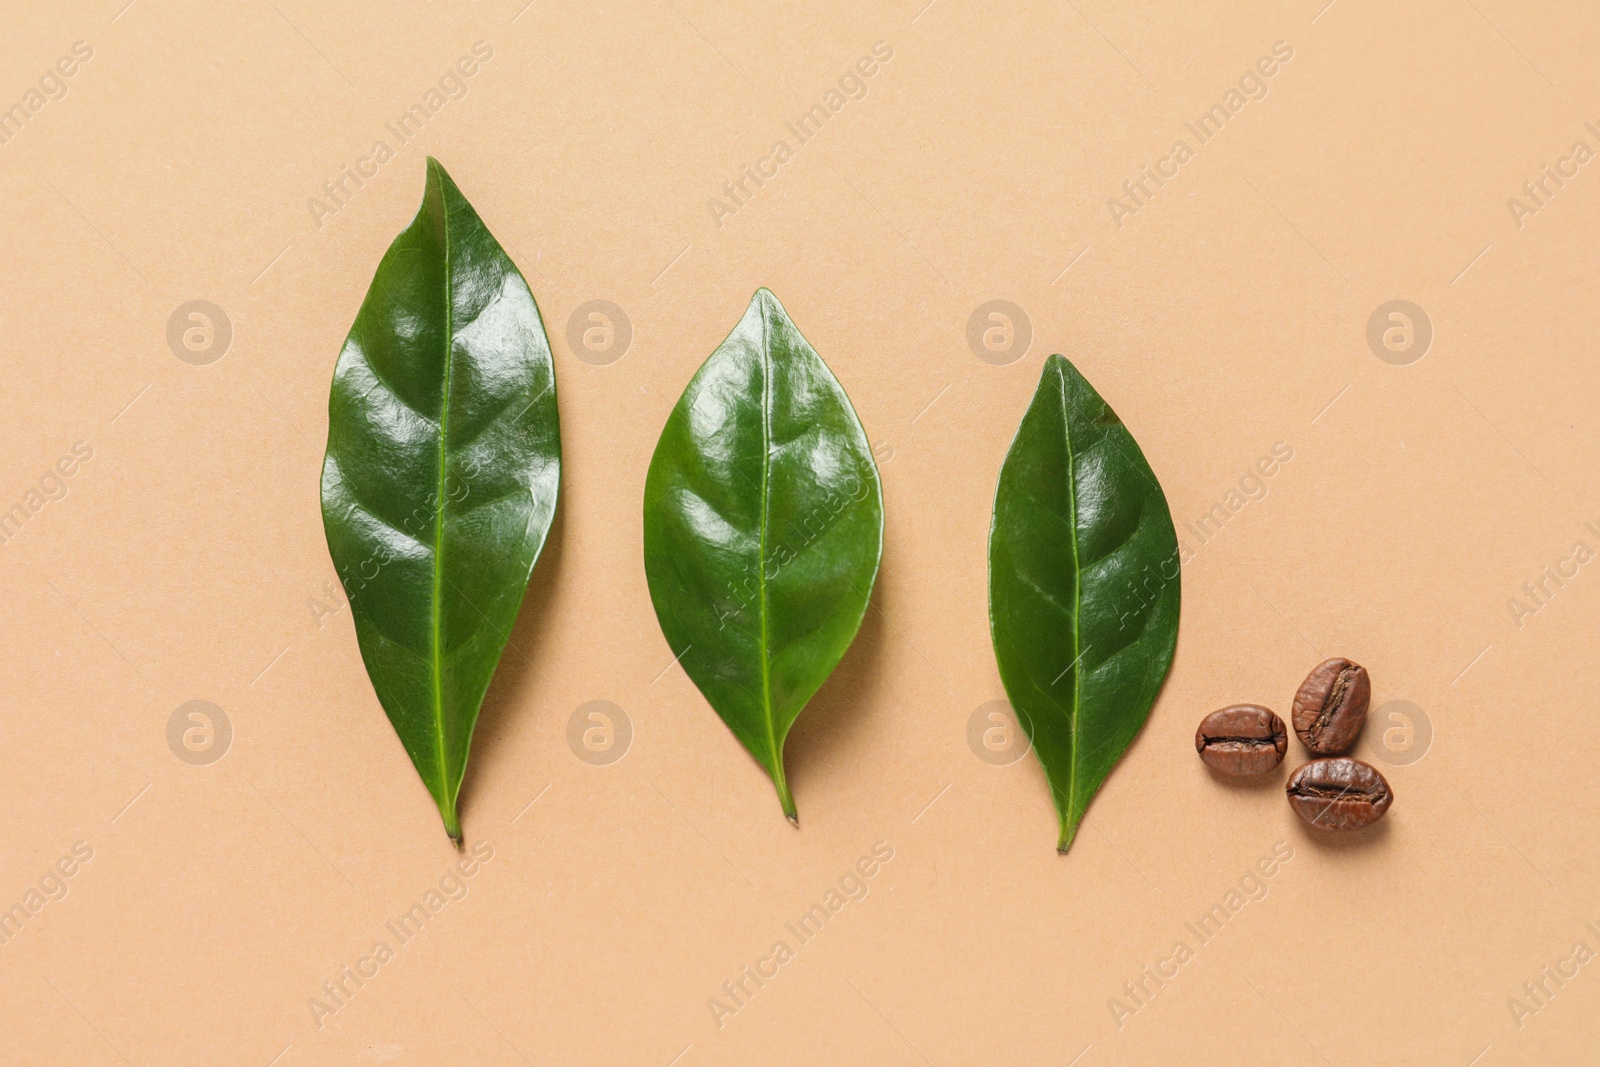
756;300;778;774
1058;362;1083;825
429;172;454;804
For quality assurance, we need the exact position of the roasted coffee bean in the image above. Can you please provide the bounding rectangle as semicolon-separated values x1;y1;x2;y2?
1292;657;1370;755
1195;704;1287;776
1286;758;1392;830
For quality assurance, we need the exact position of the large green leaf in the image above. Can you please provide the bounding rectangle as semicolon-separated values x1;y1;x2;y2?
643;289;883;823
320;158;559;842
989;355;1179;853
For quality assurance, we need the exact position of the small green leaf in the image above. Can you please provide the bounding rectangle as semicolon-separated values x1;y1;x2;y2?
320;158;560;841
988;355;1180;853
643;289;883;823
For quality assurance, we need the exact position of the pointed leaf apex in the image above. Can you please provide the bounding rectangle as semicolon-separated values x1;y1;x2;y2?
1045;353;1079;382
424;157;459;198
441;802;463;844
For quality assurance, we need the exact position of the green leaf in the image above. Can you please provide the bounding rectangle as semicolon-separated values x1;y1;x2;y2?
643;289;883;823
988;355;1179;853
320;158;559;842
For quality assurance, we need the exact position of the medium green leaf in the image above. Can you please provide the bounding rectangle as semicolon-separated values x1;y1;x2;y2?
988;355;1179;853
643;289;883;823
320;158;560;842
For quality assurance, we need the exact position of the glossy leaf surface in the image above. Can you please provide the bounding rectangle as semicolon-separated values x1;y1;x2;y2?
643;289;882;822
989;355;1179;853
321;158;559;841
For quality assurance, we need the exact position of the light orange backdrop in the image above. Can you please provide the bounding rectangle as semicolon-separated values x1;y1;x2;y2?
1;0;1597;1063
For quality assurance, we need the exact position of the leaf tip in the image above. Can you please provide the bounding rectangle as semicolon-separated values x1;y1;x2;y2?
774;774;798;826
1043;352;1078;381
423;156;456;195
750;287;783;316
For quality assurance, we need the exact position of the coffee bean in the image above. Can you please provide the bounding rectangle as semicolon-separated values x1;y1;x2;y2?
1195;704;1287;776
1292;657;1370;755
1286;758;1392;830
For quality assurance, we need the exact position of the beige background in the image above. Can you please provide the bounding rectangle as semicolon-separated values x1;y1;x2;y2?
1;0;1597;1063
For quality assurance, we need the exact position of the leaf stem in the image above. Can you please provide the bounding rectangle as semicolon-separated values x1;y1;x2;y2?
441;802;463;846
773;768;798;826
